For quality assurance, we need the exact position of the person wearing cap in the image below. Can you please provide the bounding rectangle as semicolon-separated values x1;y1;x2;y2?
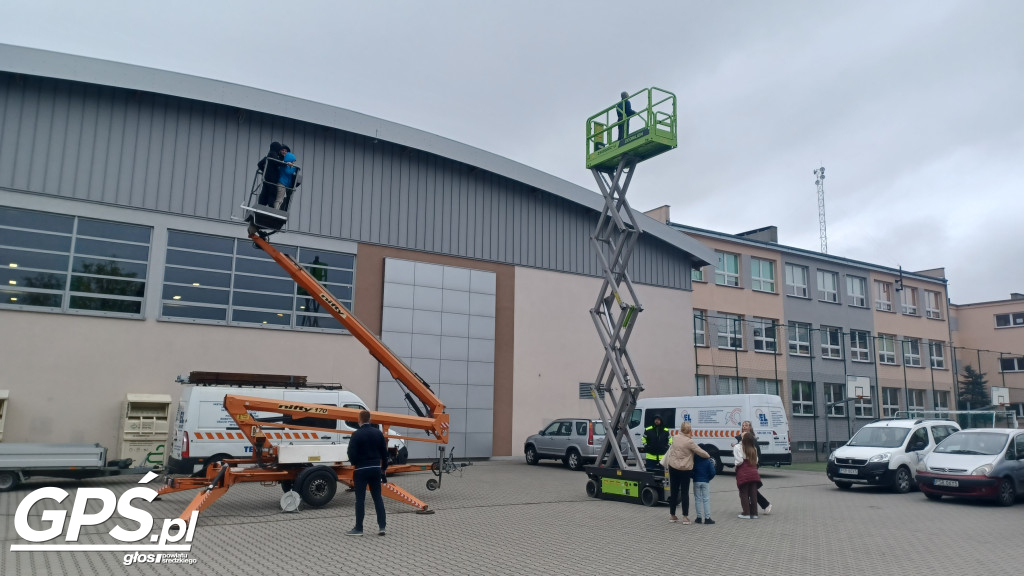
274;151;298;209
615;91;636;143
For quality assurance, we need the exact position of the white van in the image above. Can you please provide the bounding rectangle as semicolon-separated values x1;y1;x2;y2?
629;394;791;472
167;385;408;475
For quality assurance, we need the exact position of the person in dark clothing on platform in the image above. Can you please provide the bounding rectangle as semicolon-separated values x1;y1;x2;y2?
346;410;389;536
734;420;773;514
615;91;636;143
642;415;671;467
256;142;285;206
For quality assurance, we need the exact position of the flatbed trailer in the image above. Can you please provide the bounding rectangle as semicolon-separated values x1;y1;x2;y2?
0;443;133;491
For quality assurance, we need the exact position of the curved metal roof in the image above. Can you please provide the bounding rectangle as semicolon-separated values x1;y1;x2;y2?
0;43;713;266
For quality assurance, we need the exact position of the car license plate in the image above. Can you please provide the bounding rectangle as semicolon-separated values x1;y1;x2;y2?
934;479;958;487
839;468;858;475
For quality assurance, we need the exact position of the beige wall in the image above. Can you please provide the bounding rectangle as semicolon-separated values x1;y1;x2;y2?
0;311;379;450
952;300;1024;404
511;267;693;448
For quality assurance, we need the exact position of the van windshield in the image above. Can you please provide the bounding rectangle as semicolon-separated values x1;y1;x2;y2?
848;426;910;448
934;432;1008;456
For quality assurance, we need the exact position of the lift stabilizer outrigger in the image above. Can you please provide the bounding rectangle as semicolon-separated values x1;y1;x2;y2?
158;231;454;521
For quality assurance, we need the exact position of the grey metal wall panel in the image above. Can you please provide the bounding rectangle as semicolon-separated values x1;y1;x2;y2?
0;73;692;289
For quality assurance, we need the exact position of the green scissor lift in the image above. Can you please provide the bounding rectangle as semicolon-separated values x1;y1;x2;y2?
583;88;678;506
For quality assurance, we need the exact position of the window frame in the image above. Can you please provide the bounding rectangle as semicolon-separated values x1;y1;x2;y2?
752;317;778;354
882;387;901;417
846;275;867;307
788;321;811;356
825;383;846;417
934;390;950;411
925;290;943;319
901;286;919;316
716;313;744;350
715;251;740;287
854;394;874;418
692;267;705;283
908;389;926;412
903;338;922;367
875;280;893;312
791;381;814;416
850;330;871;362
1000;357;1024;373
785;264;809;298
751;258;776;293
995;312;1024;328
693;310;707;347
877;334;897;365
754;378;780;396
820;326;843;360
817;270;839;303
717;376;744;395
929;341;946;369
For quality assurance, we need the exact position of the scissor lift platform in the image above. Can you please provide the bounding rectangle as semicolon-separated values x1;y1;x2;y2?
585;87;678;171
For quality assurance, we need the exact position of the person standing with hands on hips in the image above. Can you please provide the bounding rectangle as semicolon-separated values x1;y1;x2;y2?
346;410;388;536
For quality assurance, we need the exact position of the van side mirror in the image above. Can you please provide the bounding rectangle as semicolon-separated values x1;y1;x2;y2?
907;441;926;452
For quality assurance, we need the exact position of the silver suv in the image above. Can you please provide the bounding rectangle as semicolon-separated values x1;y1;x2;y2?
524;419;606;471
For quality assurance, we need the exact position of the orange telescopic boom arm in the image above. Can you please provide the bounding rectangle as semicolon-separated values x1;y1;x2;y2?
249;232;447;424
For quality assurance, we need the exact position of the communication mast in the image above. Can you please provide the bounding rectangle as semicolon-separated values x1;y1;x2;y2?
815;166;828;254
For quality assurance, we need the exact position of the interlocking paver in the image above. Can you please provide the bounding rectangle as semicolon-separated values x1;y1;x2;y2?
2;460;1023;575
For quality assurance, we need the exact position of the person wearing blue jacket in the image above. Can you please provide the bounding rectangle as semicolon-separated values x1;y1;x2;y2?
273;152;298;209
692;452;717;525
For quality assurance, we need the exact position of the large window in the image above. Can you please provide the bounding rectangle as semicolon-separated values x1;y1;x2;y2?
0;207;151;317
696;374;709;396
850;330;871;362
751;258;775;293
1001;357;1024;373
716;313;743;350
903;338;922;367
846;276;867;307
717;376;744;395
753;378;780;396
161;231;355;331
788;321;811;356
882;387;901;417
877;334;897;364
752;317;777;353
995;312;1024;328
792;381;814;415
693;310;707;347
908;389;926;412
925;290;943;319
715;251;740;287
817;270;839;303
934;390;950;411
875;280;893;312
929;341;946;369
901;287;919;316
854;394;874;418
821;326;843;359
692;267;705;282
785;264;808;298
825;383;846;416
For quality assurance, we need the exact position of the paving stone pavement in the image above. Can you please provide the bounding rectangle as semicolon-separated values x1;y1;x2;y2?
2;460;1023;575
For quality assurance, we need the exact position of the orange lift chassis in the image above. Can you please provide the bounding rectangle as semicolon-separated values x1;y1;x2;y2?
158;231;451;521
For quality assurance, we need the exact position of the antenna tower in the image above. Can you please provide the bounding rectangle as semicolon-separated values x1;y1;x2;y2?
815;166;828;254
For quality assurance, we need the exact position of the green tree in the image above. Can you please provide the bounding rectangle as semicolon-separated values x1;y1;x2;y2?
958;364;988;409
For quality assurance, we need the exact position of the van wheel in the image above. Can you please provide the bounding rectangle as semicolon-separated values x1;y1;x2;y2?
640;486;659;507
525;446;539;465
996;478;1016;506
892;467;913;494
834;481;853;490
0;471;19;491
296;466;338;508
565;449;584;471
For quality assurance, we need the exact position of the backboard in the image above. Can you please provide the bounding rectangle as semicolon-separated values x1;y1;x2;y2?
847;376;871;400
991;386;1010;406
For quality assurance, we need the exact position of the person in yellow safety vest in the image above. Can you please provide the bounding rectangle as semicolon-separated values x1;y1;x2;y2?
643;416;672;465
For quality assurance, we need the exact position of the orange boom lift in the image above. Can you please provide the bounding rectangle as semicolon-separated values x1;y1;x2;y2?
158;232;451;520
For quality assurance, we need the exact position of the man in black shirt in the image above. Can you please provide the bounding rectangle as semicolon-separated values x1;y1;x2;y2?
346;410;389;536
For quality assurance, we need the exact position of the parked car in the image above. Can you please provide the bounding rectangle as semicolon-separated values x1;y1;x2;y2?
917;428;1024;506
826;419;960;493
524;419;606;471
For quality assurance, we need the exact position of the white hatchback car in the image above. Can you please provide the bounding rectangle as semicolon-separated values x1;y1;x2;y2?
826;419;961;493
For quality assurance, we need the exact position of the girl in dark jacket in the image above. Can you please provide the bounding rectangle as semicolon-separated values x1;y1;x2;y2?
733;432;762;519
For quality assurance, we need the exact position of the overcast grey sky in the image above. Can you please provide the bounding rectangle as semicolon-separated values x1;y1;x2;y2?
4;1;1022;304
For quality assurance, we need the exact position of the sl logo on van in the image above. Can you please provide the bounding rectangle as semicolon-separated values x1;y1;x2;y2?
757;410;768;426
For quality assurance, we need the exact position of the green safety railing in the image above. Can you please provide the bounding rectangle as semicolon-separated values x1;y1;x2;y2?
585;87;677;170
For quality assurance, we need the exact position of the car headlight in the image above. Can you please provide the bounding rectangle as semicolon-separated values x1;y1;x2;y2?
971;464;993;476
828;451;836;462
868;452;892;463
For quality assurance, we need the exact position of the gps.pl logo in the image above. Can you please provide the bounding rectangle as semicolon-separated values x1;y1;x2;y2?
10;472;198;554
